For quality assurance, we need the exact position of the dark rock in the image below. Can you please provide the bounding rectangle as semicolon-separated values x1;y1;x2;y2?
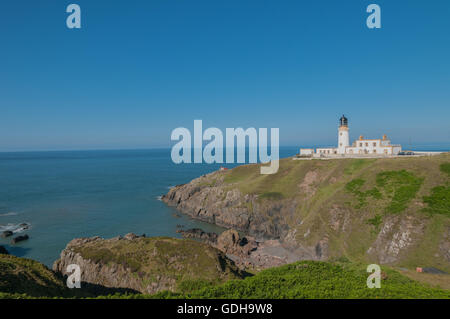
1;231;13;238
0;245;9;254
11;234;29;244
216;229;258;257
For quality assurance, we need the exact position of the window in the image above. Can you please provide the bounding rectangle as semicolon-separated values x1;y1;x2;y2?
373;149;377;154
359;143;363;147
365;142;369;147
373;142;377;147
340;143;342;146
340;132;342;136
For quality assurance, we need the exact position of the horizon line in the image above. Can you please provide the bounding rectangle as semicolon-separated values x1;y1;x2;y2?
1;143;450;154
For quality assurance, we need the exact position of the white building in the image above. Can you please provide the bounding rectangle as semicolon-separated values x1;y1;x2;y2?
300;115;402;157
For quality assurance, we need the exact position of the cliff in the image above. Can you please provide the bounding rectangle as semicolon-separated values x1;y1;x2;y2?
52;234;244;294
163;154;450;272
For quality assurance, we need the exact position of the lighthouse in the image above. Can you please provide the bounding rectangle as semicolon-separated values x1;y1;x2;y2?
299;114;402;157
338;115;349;154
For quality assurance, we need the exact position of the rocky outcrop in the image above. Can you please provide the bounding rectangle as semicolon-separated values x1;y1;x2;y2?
53;234;243;294
367;215;426;264
162;174;294;239
11;234;29;244
177;227;307;270
0;246;8;255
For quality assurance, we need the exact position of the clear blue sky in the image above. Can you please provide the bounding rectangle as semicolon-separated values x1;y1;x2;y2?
1;0;449;151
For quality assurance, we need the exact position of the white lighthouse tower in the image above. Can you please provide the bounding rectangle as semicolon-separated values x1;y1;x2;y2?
338;115;349;154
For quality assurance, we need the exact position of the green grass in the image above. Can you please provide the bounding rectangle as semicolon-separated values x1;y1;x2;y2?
2;252;450;299
367;214;383;230
0;254;71;298
344;159;376;175
346;170;423;214
423;186;450;217
147;261;450;299
345;178;382;208
259;192;284;200
375;170;424;214
440;163;450;176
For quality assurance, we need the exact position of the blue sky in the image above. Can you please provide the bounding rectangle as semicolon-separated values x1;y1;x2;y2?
0;0;449;151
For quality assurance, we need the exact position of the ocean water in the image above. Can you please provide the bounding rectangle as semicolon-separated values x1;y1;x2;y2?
0;148;298;266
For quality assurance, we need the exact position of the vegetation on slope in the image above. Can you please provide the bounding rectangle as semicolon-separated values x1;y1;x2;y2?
0;254;70;298
1;249;449;299
70;237;245;292
216;153;450;271
103;261;450;299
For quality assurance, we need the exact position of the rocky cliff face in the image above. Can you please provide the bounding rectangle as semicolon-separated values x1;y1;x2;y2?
53;234;243;294
162;173;294;239
163;155;450;272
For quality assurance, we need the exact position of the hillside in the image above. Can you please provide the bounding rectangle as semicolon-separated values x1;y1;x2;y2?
0;253;70;298
163;153;450;272
149;260;450;299
1;240;449;299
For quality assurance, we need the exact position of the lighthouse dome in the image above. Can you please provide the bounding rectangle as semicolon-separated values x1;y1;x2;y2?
339;115;348;127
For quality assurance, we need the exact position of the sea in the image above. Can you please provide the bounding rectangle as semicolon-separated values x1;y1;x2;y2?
0;147;299;266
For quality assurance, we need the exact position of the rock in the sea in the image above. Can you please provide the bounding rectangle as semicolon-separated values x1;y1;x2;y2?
53;235;243;294
1;231;13;238
0;245;9;254
11;234;29;244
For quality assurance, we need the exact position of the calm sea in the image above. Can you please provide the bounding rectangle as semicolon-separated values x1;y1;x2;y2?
0;147;298;266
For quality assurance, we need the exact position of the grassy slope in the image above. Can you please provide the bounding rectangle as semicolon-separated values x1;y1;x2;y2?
0;254;70;298
220;153;450;271
0;237;244;299
100;261;450;299
1;249;449;299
